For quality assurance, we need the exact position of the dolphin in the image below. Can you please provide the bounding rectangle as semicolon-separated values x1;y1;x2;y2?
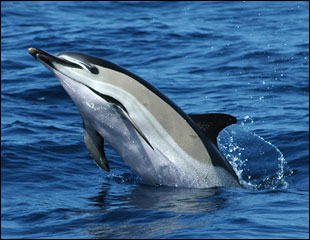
28;47;241;188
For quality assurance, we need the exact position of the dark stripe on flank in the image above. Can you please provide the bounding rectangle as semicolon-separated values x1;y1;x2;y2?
87;86;154;151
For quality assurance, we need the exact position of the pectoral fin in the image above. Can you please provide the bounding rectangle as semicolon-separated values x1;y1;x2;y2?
83;122;110;172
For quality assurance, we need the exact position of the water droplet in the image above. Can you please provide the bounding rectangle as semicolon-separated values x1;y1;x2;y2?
87;102;94;108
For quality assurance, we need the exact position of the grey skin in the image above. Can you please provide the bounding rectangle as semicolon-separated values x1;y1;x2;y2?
28;47;241;188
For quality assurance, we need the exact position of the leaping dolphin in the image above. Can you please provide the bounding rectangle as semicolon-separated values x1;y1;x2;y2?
28;47;241;188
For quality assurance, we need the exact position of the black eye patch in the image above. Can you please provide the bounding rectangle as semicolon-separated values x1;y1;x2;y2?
88;66;99;74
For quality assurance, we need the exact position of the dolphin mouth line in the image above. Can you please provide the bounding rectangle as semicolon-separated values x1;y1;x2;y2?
28;47;82;70
29;47;87;88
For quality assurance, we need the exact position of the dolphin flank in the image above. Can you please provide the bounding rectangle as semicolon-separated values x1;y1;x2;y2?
28;47;241;188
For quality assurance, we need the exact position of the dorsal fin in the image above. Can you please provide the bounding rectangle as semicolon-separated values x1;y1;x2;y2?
189;113;237;147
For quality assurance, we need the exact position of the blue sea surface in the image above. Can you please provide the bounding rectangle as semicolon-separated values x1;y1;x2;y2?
1;1;309;239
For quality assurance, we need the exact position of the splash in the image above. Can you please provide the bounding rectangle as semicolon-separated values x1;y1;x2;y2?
218;116;293;190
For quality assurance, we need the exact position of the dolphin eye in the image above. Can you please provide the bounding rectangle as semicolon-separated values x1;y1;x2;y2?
76;62;99;74
88;65;99;74
58;56;99;74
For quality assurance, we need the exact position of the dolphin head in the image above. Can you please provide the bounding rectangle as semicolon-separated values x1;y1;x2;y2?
28;47;148;103
28;48;103;86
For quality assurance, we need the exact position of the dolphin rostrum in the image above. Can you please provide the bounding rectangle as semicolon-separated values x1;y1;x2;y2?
28;47;241;188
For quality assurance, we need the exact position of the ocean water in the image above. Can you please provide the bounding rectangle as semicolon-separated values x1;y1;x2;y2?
1;1;309;239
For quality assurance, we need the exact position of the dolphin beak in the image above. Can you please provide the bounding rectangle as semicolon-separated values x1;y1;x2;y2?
28;47;49;59
28;47;82;70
